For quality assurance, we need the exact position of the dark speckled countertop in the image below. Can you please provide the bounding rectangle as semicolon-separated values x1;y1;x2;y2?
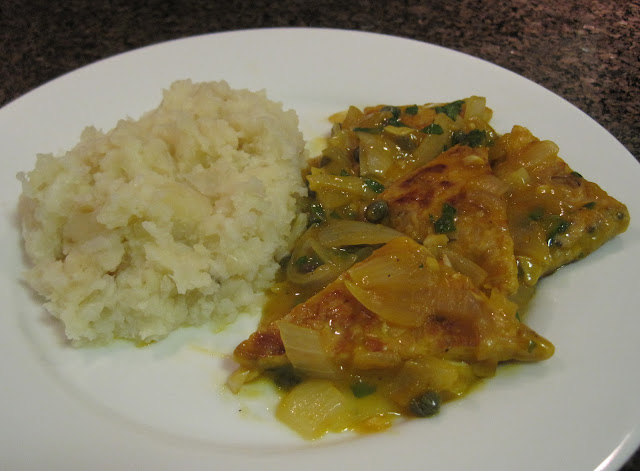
2;0;638;160
1;0;639;469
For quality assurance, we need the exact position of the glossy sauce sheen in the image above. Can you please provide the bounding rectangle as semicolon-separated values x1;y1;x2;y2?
230;99;628;439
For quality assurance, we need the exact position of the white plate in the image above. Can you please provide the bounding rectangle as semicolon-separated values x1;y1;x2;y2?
1;28;639;471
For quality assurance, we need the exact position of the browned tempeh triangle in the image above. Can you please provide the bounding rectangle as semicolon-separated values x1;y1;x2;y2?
234;237;553;397
489;126;630;285
380;145;519;295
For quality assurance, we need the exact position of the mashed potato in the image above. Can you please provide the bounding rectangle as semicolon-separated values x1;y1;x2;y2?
18;80;308;344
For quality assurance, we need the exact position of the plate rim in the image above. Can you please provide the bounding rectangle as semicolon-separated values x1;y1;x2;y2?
2;27;639;471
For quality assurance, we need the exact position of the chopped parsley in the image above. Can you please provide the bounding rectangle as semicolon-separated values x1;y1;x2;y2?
404;104;419;115
364;178;385;194
421;123;444;135
309;202;326;225
434;202;457;233
435;100;465;121
387;120;411;128
353;126;382;133
451;129;490;148
547;219;571;246
583;201;596;209
375;106;409;128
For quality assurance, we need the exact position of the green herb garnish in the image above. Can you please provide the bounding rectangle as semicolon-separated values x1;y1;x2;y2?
353;127;382;133
421;123;444;135
435;100;464;120
309;202;326;225
404;105;419;115
547;219;571;246
451;129;489;148
387;120;411;128
434;202;457;233
364;178;385;194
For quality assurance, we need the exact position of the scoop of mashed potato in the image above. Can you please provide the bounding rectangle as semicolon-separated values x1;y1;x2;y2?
18;80;308;344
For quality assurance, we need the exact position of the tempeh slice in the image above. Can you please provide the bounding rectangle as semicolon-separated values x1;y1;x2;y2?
489;125;630;285
380;145;519;295
234;237;553;406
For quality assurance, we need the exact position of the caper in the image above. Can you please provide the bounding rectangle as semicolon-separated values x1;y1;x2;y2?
409;390;441;417
294;255;322;273
269;365;303;390
365;200;388;223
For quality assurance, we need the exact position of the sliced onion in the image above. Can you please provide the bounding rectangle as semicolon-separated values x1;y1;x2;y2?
347;242;429;288
286;256;357;286
357;132;395;178
286;227;358;286
463;96;487;120
307;168;365;194
520;140;559;168
317;220;404;247
440;248;488;287
341;106;364;128
275;379;346;440
344;279;431;327
344;238;483;326
503;167;531;188
277;321;336;378
411;133;448;167
226;367;260;394
422;234;450;257
306;169;366;209
344;239;437;327
410;113;454;169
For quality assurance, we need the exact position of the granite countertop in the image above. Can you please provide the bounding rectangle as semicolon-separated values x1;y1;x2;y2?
1;0;638;469
2;0;638;161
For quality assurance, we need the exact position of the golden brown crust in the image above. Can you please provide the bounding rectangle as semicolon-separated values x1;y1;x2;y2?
381;145;519;295
234;237;553;373
490;125;630;285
